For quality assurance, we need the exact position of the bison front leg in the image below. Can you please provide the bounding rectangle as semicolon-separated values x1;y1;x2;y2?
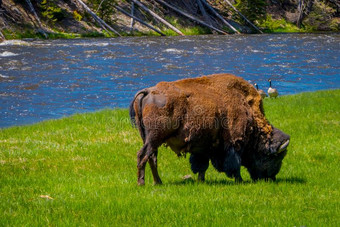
189;153;209;182
224;147;243;183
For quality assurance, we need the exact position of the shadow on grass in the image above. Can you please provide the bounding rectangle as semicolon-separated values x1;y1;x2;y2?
275;177;307;184
169;178;249;186
168;176;306;186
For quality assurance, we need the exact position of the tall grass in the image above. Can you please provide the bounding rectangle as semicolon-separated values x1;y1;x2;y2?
1;90;339;226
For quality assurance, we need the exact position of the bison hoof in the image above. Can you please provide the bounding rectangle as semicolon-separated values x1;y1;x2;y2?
138;179;145;186
197;177;205;182
198;172;205;182
153;180;162;185
264;177;276;182
235;177;243;184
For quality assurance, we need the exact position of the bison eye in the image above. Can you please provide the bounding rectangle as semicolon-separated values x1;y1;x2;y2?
265;142;270;150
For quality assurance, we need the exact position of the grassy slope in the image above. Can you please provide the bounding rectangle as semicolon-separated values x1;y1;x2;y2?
0;90;339;226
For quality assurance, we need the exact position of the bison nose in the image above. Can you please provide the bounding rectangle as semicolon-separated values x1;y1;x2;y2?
271;127;290;154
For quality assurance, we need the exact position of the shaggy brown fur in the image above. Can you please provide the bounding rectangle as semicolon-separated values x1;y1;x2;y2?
130;73;290;185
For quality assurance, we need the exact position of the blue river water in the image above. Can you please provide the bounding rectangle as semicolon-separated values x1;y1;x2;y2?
0;34;339;128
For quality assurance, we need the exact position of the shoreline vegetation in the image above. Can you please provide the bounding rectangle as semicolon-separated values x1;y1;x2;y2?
0;90;339;225
0;0;339;41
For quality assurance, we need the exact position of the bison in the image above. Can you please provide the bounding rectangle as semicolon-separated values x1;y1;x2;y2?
129;74;290;185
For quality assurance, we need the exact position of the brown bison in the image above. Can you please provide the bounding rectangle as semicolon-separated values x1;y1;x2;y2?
129;74;290;185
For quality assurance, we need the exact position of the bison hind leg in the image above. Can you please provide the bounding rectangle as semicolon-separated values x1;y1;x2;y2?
137;142;162;186
189;153;209;182
137;144;148;186
223;147;243;183
148;150;162;185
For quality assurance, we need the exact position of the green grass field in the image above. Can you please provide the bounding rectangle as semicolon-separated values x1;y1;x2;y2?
1;90;339;226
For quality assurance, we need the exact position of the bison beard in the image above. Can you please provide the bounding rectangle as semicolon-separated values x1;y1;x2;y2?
130;74;290;185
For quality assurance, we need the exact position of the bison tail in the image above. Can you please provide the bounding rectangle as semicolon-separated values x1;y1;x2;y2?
129;99;137;128
129;89;149;142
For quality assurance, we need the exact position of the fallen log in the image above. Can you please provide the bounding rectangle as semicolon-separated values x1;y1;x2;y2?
154;0;228;35
297;0;314;28
180;0;197;15
25;0;48;38
0;30;5;41
75;0;121;36
201;0;240;34
196;0;213;25
114;5;166;36
131;0;184;35
130;2;136;33
223;0;263;34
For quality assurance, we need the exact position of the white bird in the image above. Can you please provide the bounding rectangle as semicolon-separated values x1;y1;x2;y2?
268;79;278;98
254;83;267;99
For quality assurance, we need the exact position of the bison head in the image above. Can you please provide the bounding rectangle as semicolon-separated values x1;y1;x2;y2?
243;127;290;181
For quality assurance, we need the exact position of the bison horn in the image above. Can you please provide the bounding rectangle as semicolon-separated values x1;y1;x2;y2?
278;140;290;153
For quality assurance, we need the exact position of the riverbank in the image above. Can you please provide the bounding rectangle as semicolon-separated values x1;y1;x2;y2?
1;90;339;225
0;0;339;40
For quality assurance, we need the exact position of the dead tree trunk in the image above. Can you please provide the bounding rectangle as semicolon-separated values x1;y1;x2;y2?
180;0;197;15
0;30;5;41
75;0;121;36
297;0;304;28
0;9;4;41
223;0;263;34
154;0;228;35
131;0;184;35
201;0;240;34
297;0;314;28
130;2;136;33
196;0;213;25
25;0;48;38
114;5;166;36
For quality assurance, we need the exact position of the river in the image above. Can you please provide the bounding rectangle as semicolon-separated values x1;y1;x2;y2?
0;34;339;128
